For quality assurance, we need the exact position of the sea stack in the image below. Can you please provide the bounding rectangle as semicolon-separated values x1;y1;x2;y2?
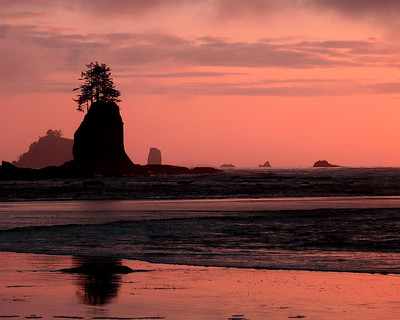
147;148;162;165
73;101;134;174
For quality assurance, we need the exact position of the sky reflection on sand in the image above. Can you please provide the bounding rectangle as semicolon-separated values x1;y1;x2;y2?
0;252;400;320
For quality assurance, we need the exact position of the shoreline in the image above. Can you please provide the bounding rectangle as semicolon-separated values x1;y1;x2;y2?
2;199;400;275
1;251;400;319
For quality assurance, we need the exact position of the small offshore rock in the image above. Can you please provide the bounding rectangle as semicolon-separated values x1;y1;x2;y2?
259;161;271;167
220;164;235;168
147;147;162;165
313;160;340;167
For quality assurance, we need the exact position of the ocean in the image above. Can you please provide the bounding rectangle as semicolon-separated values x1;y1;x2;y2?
1;167;400;274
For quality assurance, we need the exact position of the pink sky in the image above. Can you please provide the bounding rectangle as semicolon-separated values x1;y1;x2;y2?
1;0;400;167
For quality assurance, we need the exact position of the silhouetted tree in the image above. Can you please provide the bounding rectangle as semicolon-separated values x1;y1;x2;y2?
46;129;63;137
73;62;121;112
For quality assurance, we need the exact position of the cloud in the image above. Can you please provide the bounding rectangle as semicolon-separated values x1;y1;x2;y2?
118;71;246;78
137;79;400;97
0;24;110;94
260;78;352;85
75;0;187;16
213;0;400;24
212;0;288;19
115;36;397;69
118;39;327;68
74;0;400;25
3;1;400;25
100;33;191;46
0;0;50;11
1;24;397;71
304;0;400;29
1;23;399;97
364;82;400;94
0;0;74;22
307;0;400;17
0;11;49;20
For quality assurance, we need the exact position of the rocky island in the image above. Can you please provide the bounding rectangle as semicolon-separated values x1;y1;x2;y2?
12;129;73;169
259;161;271;168
220;164;235;168
313;160;340;167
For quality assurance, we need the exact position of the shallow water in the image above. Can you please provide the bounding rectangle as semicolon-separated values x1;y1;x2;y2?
1;197;400;273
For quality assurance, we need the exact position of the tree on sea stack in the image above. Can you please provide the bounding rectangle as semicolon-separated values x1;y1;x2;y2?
73;62;121;112
72;62;135;174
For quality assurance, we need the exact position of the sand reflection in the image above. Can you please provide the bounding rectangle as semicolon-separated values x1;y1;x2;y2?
65;257;132;306
1;252;400;319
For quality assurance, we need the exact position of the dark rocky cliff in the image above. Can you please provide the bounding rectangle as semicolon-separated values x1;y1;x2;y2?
73;101;135;174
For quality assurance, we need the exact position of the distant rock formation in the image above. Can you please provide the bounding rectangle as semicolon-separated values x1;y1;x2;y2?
259;161;271;168
1;101;223;178
0;161;221;180
12;129;73;169
73;101;135;174
313;160;340;167
0;160;91;180
220;164;235;168
147;148;162;165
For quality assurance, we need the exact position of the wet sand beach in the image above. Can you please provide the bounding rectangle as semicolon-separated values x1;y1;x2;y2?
1;252;400;320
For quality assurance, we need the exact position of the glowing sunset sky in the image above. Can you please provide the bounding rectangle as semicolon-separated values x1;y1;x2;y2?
2;0;400;167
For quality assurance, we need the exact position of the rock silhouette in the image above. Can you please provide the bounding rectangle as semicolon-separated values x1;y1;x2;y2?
147;147;162;165
12;129;73;169
313;160;340;167
73;101;135;174
259;161;271;167
220;164;235;168
1;101;221;179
